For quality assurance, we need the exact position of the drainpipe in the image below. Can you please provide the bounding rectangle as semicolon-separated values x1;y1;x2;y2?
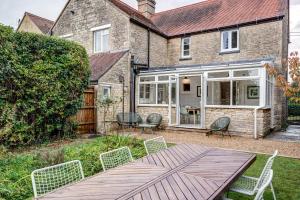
147;28;150;68
254;106;265;139
130;55;136;113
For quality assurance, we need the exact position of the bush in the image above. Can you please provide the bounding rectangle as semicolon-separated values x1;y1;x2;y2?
0;24;90;147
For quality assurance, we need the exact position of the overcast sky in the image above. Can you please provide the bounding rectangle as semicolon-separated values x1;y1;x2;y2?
0;0;299;52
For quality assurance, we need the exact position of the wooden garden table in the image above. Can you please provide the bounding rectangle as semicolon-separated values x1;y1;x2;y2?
38;144;256;200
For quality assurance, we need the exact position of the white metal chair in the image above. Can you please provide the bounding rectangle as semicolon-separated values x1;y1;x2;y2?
31;160;84;199
223;170;274;200
229;150;278;200
100;146;133;171
144;136;167;155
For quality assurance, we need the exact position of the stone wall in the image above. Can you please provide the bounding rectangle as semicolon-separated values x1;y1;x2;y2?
130;23;168;67
17;15;43;34
52;0;130;55
96;52;130;132
205;107;271;137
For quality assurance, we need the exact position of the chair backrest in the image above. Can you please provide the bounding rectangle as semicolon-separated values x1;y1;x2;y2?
116;113;143;124
31;160;84;199
180;106;188;114
255;150;278;190
100;147;133;171
146;113;162;125
254;170;274;200
210;117;231;130
144;136;167;155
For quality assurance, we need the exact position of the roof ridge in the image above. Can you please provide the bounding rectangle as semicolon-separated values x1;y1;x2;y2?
25;12;54;23
153;0;215;15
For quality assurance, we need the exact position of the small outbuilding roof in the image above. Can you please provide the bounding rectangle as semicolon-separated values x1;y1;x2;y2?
90;50;128;82
18;12;54;34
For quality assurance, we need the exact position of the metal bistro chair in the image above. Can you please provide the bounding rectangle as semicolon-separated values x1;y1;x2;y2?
224;170;274;200
31;160;84;199
100;146;133;171
207;116;231;137
229;150;278;200
144;136;167;155
116;112;143;128
138;113;162;134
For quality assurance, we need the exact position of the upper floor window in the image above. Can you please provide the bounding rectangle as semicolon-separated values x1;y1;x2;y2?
221;30;239;52
181;37;191;58
92;24;111;53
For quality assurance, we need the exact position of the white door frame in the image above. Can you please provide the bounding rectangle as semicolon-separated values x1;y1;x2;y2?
168;75;179;126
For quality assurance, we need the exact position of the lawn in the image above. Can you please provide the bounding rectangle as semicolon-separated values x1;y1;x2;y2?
0;136;299;200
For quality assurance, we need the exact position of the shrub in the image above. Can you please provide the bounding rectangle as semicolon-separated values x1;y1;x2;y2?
0;24;90;147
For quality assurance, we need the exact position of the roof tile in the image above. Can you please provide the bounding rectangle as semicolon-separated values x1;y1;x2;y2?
25;12;54;34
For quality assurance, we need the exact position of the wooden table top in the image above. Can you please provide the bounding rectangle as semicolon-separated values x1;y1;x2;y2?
39;144;256;200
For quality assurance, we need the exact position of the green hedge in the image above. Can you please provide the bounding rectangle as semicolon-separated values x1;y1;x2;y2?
0;25;90;147
288;104;300;116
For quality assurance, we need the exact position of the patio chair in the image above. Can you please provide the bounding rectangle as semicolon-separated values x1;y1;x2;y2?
116;112;143;128
207;116;231;137
229;150;278;200
180;106;190;124
137;113;162;134
31;160;84;199
223;170;274;200
100;146;133;171
144;136;167;155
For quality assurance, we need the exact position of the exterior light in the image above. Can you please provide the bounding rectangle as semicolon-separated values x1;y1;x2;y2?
182;77;190;84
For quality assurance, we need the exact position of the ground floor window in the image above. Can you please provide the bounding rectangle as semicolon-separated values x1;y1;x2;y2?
206;69;266;107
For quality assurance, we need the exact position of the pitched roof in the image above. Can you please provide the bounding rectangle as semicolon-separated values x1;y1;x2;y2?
109;0;165;36
22;12;54;34
90;50;128;82
150;0;288;37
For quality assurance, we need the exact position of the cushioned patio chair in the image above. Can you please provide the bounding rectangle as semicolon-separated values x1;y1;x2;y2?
206;116;231;137
229;150;278;200
116;112;143;128
31;160;84;199
180;106;190;124
223;170;274;200
100;146;133;171
138;113;162;134
144;136;167;155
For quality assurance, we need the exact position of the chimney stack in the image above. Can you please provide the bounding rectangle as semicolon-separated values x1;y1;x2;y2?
137;0;156;18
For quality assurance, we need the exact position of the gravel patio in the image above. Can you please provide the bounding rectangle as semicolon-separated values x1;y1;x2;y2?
123;130;300;159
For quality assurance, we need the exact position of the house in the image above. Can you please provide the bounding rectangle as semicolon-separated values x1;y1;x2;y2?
17;12;54;34
49;0;289;138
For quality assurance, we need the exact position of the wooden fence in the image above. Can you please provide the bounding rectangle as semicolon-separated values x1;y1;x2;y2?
73;87;97;134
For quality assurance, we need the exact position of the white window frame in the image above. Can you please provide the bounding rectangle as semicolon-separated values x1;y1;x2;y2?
220;29;239;52
205;68;266;108
59;33;73;40
102;85;111;98
92;24;111;53
138;75;171;107
181;37;191;58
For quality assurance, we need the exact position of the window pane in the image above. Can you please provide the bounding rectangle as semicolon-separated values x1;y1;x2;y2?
94;31;101;52
158;76;169;81
102;33;109;52
232;80;260;106
140;76;155;82
158;84;169;104
182;37;190;57
222;32;229;49
231;31;238;49
234;69;259;77
171;82;176;104
208;71;229;78
207;81;230;105
139;84;156;104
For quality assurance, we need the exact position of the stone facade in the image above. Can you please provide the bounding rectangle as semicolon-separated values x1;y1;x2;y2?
52;0;130;55
51;0;288;137
17;15;43;34
96;52;130;132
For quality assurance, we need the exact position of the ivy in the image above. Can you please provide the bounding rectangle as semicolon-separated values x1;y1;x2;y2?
0;24;90;147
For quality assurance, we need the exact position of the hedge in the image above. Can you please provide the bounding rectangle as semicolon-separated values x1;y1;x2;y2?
0;25;90;147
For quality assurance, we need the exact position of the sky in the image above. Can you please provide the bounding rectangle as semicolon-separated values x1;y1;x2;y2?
0;0;299;52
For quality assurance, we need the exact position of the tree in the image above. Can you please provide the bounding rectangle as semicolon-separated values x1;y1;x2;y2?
264;52;300;102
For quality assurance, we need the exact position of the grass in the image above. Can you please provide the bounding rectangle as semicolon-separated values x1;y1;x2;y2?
0;136;299;200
